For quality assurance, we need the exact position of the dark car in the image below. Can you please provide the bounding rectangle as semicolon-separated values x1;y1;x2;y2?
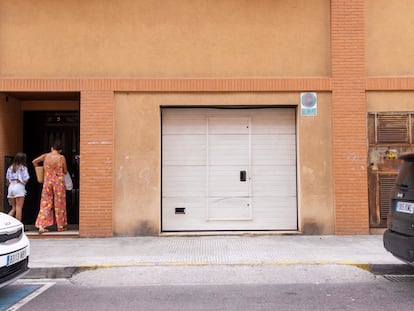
383;152;414;266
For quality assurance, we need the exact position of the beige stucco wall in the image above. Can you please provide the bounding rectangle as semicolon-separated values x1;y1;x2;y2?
298;92;333;234
366;0;414;76
367;91;414;112
114;92;334;235
0;0;330;78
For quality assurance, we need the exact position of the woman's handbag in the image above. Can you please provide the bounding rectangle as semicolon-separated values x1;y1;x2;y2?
64;172;73;191
35;166;44;183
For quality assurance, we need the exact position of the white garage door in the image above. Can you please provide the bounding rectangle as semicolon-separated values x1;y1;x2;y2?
162;108;297;231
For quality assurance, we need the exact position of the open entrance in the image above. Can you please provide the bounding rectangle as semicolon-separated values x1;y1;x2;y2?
23;111;80;229
1;92;80;233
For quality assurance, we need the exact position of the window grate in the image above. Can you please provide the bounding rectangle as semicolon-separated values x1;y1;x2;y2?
379;175;397;219
377;114;409;143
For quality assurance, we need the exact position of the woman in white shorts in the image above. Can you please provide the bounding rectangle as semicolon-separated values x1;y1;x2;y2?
6;152;30;221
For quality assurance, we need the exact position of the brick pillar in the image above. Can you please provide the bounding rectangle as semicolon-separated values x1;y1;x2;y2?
0;95;23;212
331;0;368;234
79;91;114;237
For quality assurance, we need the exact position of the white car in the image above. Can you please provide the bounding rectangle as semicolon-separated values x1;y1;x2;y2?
0;212;30;288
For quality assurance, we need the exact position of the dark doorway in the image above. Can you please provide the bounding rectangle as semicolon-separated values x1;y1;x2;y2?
23;111;80;227
3;156;13;213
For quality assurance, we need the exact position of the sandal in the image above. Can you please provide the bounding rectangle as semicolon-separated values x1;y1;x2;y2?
38;228;49;234
57;227;67;232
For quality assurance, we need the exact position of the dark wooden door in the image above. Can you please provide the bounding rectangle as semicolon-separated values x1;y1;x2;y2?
367;112;413;228
23;111;80;226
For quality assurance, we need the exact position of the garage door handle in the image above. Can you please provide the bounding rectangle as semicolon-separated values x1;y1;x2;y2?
240;171;247;182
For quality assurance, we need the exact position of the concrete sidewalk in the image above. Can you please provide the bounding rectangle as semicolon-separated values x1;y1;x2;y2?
25;234;410;278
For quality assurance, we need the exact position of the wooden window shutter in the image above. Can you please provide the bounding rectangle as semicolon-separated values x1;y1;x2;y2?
377;113;409;143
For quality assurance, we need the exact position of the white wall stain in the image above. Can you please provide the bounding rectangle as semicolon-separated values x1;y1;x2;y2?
302;166;314;175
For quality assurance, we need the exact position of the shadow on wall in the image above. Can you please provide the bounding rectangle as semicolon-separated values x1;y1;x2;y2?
115;220;158;237
301;221;324;235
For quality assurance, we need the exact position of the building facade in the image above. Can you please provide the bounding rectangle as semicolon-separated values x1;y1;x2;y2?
0;0;410;237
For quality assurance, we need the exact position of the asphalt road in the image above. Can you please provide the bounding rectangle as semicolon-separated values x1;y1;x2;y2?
4;265;414;311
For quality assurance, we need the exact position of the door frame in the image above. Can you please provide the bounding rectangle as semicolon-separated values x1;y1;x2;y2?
23;110;80;227
161;106;298;232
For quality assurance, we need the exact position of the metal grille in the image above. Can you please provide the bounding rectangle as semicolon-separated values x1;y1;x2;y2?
0;227;22;243
379;175;397;219
377;114;409;143
0;257;28;280
383;275;414;282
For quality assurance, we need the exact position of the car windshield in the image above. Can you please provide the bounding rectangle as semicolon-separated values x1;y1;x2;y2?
396;160;414;187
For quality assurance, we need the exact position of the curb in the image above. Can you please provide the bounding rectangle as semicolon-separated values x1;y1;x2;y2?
24;262;414;279
25;267;80;279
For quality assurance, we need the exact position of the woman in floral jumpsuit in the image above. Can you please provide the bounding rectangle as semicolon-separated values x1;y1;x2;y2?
32;142;68;234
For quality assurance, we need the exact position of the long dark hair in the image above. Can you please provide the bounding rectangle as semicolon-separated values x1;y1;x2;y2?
52;141;62;152
12;152;27;173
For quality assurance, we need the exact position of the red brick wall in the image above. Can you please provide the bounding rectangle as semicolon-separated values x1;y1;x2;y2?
0;78;330;92
331;0;369;234
79;91;114;237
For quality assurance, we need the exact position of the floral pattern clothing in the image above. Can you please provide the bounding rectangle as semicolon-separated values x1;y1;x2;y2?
35;155;67;230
